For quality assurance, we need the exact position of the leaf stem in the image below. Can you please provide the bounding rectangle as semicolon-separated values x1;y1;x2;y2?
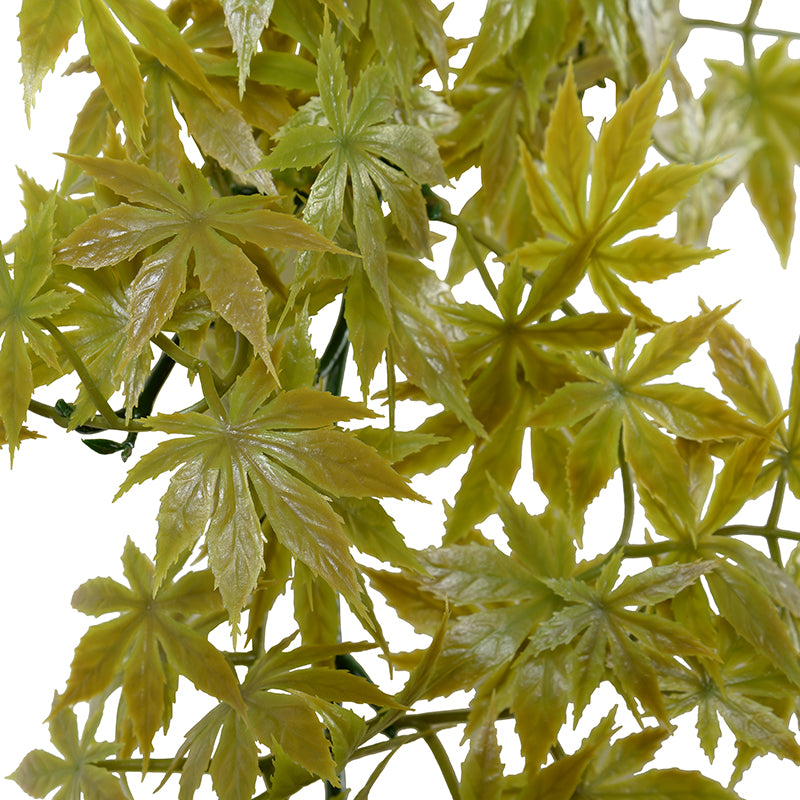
28;399;70;427
715;523;800;541
765;471;787;564
153;332;199;370
427;189;499;301
422;732;461;800
198;362;227;419
578;436;635;581
37;318;121;430
681;15;800;41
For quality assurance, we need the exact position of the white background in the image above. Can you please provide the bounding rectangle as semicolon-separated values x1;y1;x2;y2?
3;1;800;798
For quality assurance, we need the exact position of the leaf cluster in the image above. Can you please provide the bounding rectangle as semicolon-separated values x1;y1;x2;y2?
6;1;800;798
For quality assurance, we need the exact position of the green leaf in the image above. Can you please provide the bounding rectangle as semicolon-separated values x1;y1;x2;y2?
57;157;340;366
624;307;730;386
541;66;592;227
707;41;800;266
168;79;274;194
56;540;243;758
105;0;216;99
706;308;784;425
707;562;800;687
11;701;127;800
79;0;146;151
19;0;81;120
222;0;276;97
458;0;537;85
0;197;70;459
588;63;666;225
460;701;503;800
119;387;418;627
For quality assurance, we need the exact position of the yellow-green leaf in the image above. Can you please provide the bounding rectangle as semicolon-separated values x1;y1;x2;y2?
80;0;146;151
222;0;276;97
19;0;81;120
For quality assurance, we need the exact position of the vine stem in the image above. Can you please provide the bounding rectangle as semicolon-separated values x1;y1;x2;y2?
423;732;461;800
37;318;122;430
682;15;800;42
765;472;787;563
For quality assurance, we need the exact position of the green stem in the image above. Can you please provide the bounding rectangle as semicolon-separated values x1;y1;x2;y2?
765;472;787;564
428;190;499;301
682;15;800;41
198;362;227;419
422;732;461;800
153;332;199;370
714;523;800;542
578;436;635;582
28;399;70;427
623;541;681;558
616;438;635;548
38;318;121;430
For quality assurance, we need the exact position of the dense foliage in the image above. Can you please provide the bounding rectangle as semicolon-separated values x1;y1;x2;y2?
6;0;800;797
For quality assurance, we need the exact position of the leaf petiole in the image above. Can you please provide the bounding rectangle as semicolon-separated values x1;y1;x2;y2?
38;318;123;430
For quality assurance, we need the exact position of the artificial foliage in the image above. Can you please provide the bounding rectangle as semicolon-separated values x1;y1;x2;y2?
6;0;800;798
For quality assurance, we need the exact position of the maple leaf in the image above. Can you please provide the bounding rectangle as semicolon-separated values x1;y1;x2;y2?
514;65;723;325
460;697;504;800
654;90;758;248
117;378;421;629
53;538;243;763
661;617;800;773
703;299;800;504
0;195;71;460
574;716;746;800
56;156;343;370
260;15;447;318
19;0;215;144
445;1;568;205
381;516;568;698
169;637;399;799
222;0;276;97
433;254;634;539
368;0;450;97
529;309;764;516
54;266;166;426
704;40;800;267
10;698;128;800
529;556;717;723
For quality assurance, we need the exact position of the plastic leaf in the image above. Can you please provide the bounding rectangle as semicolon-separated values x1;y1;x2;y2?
705;308;784;426
56;156;341;367
707;562;800;687
168;74;276;194
625;307;731;386
18;0;81;120
457;0;537;85
707;41;800;266
532;560;714;722
10;701;127;800
0;197;71;460
516;63;718;324
118;387;419;628
223;0;276;97
105;0;216;99
56;539;243;759
80;0;146;151
460;699;503;800
260;18;446;314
